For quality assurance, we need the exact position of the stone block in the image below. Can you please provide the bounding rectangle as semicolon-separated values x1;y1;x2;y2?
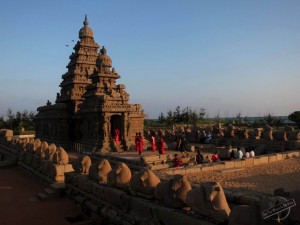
259;156;269;164
149;164;169;171
213;163;225;170
54;164;74;176
275;153;283;160
234;160;245;168
185;165;202;174
130;197;154;220
244;158;254;167
54;175;64;182
169;211;212;225
268;154;277;163
142;155;159;163
152;204;175;225
164;168;184;175
92;183;105;199
224;161;235;169
238;195;261;205
287;151;300;158
201;165;213;172
253;157;260;165
102;186;125;208
64;171;76;184
281;152;288;159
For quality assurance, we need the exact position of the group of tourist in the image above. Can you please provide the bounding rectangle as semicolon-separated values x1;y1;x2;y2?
195;130;212;144
226;145;255;159
135;132;166;155
150;133;166;155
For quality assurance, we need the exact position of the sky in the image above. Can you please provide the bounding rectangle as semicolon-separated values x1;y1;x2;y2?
0;0;300;119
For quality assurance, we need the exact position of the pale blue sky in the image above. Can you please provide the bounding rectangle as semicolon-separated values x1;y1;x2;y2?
0;0;299;118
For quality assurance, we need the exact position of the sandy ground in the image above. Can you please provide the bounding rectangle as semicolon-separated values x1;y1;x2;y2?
0;166;82;225
186;157;300;194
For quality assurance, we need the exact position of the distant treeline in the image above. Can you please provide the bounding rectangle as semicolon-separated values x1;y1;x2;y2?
147;106;299;129
0;108;35;133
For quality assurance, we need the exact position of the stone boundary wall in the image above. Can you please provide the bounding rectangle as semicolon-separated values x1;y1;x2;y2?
67;183;215;225
163;150;300;175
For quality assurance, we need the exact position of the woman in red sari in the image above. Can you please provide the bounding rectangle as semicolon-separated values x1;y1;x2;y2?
135;133;139;152
114;129;120;145
151;134;157;151
138;132;144;155
158;136;165;154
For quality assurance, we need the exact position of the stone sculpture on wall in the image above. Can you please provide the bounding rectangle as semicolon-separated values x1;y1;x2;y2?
186;181;231;223
130;168;161;196
89;159;112;183
154;174;192;209
53;146;69;165
107;162;131;188
262;125;273;141
72;155;92;174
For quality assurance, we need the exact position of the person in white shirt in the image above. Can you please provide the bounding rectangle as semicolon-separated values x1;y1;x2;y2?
250;148;255;157
237;148;243;159
245;151;250;158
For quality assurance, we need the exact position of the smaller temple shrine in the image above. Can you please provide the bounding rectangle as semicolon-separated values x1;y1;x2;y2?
35;16;145;153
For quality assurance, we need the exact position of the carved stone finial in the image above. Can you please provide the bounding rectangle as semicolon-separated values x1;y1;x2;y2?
101;46;107;55
84;14;89;26
112;67;115;73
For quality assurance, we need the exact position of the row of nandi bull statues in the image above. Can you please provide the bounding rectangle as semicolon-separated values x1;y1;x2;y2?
172;124;300;141
66;156;231;223
66;155;300;224
222;124;300;141
9;138;73;182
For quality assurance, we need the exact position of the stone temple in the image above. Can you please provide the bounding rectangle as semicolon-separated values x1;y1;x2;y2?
35;16;145;153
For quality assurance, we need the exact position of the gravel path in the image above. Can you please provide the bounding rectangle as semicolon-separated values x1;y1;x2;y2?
186;157;300;194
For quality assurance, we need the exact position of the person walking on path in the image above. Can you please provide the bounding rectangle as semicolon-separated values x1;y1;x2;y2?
158;136;165;154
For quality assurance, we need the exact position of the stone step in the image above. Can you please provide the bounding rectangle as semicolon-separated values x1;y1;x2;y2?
37;192;48;201
215;168;245;173
44;187;55;195
51;183;65;190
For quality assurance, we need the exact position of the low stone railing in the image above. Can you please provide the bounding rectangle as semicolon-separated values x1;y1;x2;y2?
163;150;300;175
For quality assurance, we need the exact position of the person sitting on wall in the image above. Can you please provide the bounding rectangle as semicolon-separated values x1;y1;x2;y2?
226;145;233;159
196;150;204;164
173;154;183;167
230;148;236;160
245;149;250;158
250;148;255;157
211;151;220;162
237;147;243;159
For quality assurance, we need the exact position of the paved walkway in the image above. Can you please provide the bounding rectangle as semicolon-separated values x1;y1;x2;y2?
0;166;82;225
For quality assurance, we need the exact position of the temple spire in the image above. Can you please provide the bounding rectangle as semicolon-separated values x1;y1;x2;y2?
84;14;89;26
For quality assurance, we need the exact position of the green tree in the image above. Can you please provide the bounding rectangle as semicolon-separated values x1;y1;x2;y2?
273;117;284;130
158;112;165;124
6;108;14;130
264;113;274;126
288;111;300;127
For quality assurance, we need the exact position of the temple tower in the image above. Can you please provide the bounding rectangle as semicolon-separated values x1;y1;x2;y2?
56;15;100;113
75;45;145;153
35;16;145;152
